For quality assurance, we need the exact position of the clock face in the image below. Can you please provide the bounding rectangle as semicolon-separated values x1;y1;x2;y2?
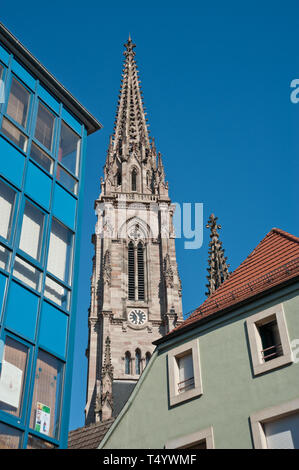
128;309;147;326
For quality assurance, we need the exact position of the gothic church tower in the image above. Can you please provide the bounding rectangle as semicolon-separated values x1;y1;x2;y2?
85;37;183;424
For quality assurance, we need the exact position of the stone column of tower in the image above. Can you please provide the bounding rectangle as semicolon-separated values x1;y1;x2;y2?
85;37;183;425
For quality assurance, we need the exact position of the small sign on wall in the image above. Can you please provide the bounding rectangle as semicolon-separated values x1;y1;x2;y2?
35;402;51;435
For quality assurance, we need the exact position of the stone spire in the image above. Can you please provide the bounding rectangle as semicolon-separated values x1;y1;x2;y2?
100;36;169;198
95;336;114;422
112;35;151;158
206;214;230;296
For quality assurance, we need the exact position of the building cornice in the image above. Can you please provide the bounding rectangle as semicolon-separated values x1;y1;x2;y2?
0;22;102;135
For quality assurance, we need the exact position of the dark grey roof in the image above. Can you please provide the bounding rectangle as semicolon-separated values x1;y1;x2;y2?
68;419;115;449
0;22;102;135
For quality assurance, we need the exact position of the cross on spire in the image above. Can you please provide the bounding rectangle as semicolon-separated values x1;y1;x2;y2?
206;214;230;296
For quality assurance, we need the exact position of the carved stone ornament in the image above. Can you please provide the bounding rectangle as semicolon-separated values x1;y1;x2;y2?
103;250;112;286
164;253;174;288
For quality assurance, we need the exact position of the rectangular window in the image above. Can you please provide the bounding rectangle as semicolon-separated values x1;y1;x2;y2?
246;304;292;376
177;353;195;394
0;244;11;270
26;434;56;449
34;102;55;151
258;320;282;362
168;339;202;406
0;64;5;101
19;201;45;261
13;256;41;291
0;179;16;240
250;398;299;449
264;413;299;449
0;336;29;417
47;219;73;284
58;121;80;175
165;427;215;449
0;422;22;449
1;117;28;151
56;165;77;194
6;77;30;127
30;350;63;439
30;142;53;174
44;276;70;310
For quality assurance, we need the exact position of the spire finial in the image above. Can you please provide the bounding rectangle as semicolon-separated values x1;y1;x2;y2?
206;214;230;297
124;35;136;57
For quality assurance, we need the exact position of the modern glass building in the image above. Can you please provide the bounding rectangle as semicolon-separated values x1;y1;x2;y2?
0;23;101;448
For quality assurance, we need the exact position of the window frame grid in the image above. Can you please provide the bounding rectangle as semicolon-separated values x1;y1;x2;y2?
0;54;85;448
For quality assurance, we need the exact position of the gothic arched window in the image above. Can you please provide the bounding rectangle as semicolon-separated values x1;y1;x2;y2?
135;349;141;375
137;242;145;300
131;168;137;191
116;170;122;186
125;351;131;375
128;241;135;300
145;352;151;366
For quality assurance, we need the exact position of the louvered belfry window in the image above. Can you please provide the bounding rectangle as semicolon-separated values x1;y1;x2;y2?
128;240;146;301
137;242;145;300
128;241;135;300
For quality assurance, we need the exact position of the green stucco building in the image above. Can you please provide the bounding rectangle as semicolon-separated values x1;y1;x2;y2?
100;228;299;449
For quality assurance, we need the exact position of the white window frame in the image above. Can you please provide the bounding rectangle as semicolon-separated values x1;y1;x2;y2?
246;303;293;376
165;426;214;449
250;398;299;449
168;338;202;406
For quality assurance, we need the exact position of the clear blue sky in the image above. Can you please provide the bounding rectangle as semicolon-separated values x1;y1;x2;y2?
2;0;298;431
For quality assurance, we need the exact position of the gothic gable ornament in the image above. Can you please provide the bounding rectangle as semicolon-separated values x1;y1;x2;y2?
206;213;230;296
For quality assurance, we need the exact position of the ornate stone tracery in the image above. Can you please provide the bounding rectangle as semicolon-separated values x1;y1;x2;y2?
85;37;183;426
206;213;230;296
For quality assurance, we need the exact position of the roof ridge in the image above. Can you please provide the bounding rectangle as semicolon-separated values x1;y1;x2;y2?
208;228;299;299
186;227;299;321
271;227;299;244
69;418;115;434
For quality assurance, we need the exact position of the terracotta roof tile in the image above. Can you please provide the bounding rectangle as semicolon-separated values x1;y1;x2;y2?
68;418;115;449
170;228;299;335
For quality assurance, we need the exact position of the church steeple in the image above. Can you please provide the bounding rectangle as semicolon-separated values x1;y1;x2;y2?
102;37;168;197
112;36;151;152
85;38;182;426
206;214;230;296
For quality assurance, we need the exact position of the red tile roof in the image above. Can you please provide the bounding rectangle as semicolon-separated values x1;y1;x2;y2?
68;418;115;449
168;228;299;337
